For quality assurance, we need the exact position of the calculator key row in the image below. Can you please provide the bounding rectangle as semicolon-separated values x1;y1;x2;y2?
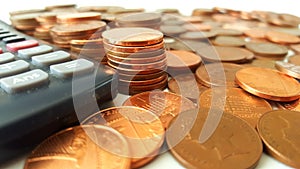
32;50;71;66
6;39;39;52
0;60;29;77
0;52;14;64
18;45;53;59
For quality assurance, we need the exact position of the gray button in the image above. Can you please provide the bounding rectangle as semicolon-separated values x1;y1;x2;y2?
0;60;30;77
50;59;94;78
0;69;49;93
18;45;53;59
32;50;71;66
0;52;15;64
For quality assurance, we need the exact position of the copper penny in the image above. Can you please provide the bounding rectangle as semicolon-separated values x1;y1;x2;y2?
276;99;300;112
243;59;276;69
119;73;168;86
179;31;217;39
275;61;300;79
45;4;76;10
166;50;202;72
290;44;300;54
105;48;165;58
159;25;187;35
199;46;253;63
122;91;196;129
195;62;243;87
245;42;288;57
50;21;106;36
116;12;161;25
56;12;101;23
243;28;267;39
213;36;246;47
289;54;300;65
212;28;243;36
257;110;300;168
168;73;208;102
103;41;164;53
102;27;163;46
24;125;130;169
108;57;166;70
183;23;212;31
82;107;165;168
266;30;300;44
199;87;272;128
166;108;262;169
117;70;165;81
107;52;166;64
235;67;300;102
70;38;103;46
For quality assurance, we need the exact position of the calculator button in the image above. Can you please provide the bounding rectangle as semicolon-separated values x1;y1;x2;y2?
50;59;94;78
32;50;71;66
3;36;25;43
0;30;9;34
18;45;53;59
0;52;15;64
0;69;49;93
0;33;16;40
6;40;39;52
0;60;30;77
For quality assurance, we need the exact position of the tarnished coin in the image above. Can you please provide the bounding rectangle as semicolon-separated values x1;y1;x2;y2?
212;28;243;36
235;67;300;102
195;62;243;87
243;59;276;69
266;30;300;44
159;25;187;35
199;46;253;63
102;27;163;46
24;125;130;169
275;61;300;79
167;109;262;169
213;36;246;47
122;91;196;129
245;42;288;57
257;110;300;168
276;99;300;112
199;87;272;128
82;107;164;168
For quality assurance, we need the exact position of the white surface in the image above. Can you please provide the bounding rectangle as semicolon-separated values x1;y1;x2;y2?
0;1;298;168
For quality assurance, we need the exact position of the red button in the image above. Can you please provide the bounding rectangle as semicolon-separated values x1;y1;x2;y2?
0;48;2;54
6;40;39;52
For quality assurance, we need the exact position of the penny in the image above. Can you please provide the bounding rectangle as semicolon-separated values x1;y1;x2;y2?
276;99;300;112
212;28;243;36
179;31;217;39
119;73;168;86
50;21;106;36
195;62;243;87
243;28;267;39
199;46;253;63
213;36;246;47
275;61;300;79
107;52;166;64
166;50;201;72
166;108;262;169
82;107;164;168
159;25;187;35
109;57;166;70
289;55;300;65
168;73;208;102
235;67;300;102
245;42;288;57
24;125;130;169
104;41;164;53
106;48;165;58
181;16;203;23
56;12;101;23
257;110;300;168
183;23;212;31
199;87;272;128
45;4;76;11
156;8;180;14
243;59;276;69
266;30;300;44
116;12;161;27
118;70;165;81
290;44;300;54
70;39;103;46
192;8;214;16
102;27;164;46
122;91;196;129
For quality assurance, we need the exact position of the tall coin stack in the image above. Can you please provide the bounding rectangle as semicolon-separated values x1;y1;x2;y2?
115;12;162;29
34;12;59;42
102;27;168;95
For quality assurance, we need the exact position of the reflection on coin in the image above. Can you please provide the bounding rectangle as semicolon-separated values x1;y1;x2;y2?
276;99;300;112
82;107;164;168
24;125;130;169
275;61;300;79
167;109;262;169
122;91;196;129
236;67;300;102
257;110;300;168
195;62;243;87
199;87;272;128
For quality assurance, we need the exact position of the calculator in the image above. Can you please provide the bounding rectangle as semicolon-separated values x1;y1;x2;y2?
0;20;117;162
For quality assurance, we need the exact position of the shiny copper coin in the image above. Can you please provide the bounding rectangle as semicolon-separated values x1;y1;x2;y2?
200;46;253;63
56;12;101;23
266;30;300;44
196;62;243;87
235;67;300;102
290;44;300;54
9;9;45;16
119;73;168;86
179;31;217;39
107;52;166;64
105;48;165;58
24;125;130;169
109;57;166;70
50;21;106;36
103;41;164;53
166;50;201;72
289;54;300;65
118;70;165;81
276;99;300;112
82;107;164;168
168;73;208;102
275;61;300;79
243;28;267;39
257;110;300;168
192;8;214;16
70;38;103;46
102;27;163;46
122;91;196;129
166;108;262;169
199;87;272;128
213;36;246;47
245;42;288;57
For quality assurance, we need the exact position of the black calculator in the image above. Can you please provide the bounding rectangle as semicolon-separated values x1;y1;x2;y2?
0;20;117;163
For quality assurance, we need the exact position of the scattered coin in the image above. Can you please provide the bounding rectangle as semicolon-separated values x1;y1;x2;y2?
245;42;288;57
213;36;246;47
275;61;300;79
288;54;300;65
166;50;202;73
266;30;300;44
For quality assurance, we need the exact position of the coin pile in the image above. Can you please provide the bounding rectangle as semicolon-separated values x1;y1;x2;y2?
115;12;162;29
34;12;59;42
102;27;167;95
10;13;41;35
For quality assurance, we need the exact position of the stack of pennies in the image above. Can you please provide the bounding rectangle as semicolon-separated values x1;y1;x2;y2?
115;12;162;29
10;12;41;35
50;20;106;48
34;12;59;42
102;27;167;95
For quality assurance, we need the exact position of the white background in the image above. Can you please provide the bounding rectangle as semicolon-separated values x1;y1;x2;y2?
0;0;298;169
